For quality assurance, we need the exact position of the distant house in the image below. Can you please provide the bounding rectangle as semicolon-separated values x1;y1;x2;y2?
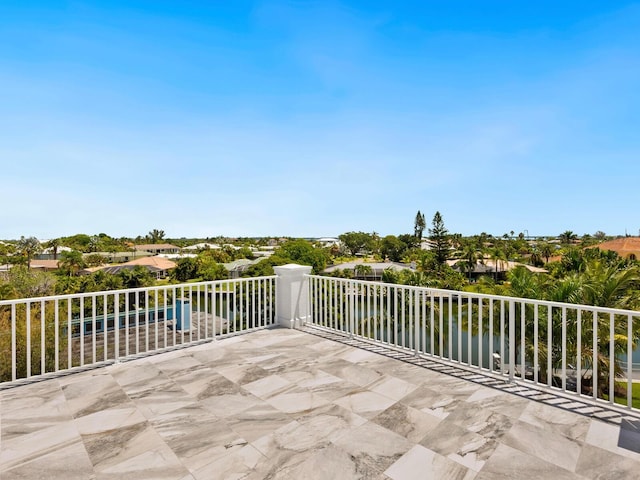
223;258;263;278
29;260;60;271
448;259;547;282
593;237;640;260
317;238;340;248
91;251;152;263
324;261;413;280
80;256;177;279
36;246;73;260
134;244;180;255
182;243;221;251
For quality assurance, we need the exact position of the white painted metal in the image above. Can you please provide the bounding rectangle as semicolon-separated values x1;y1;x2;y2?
305;275;640;412
1;277;276;383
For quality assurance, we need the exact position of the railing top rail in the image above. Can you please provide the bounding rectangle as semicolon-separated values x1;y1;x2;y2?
306;274;640;317
0;275;277;306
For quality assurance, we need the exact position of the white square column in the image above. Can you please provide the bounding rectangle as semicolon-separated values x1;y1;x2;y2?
274;264;312;328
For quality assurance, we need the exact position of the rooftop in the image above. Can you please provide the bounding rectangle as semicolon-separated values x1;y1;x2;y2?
2;326;640;479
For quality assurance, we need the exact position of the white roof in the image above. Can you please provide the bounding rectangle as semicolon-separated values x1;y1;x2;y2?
183;243;221;250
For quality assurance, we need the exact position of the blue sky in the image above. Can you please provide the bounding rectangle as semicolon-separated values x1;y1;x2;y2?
1;1;639;240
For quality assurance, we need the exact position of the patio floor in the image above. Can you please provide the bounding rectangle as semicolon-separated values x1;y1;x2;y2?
1;326;640;479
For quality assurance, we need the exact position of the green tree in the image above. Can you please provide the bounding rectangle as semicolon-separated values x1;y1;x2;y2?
45;238;61;260
559;230;578;245
429;211;449;265
18;236;41;269
489;247;507;281
172;257;199;282
414;210;426;240
539;242;554;264
59;250;86;277
380;235;407;262
456;240;483;282
276;239;328;274
118;266;154;289
84;253;108;267
338;232;374;256
148;229;165;244
354;264;373;279
2;265;56;298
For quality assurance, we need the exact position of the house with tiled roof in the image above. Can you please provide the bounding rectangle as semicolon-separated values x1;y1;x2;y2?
594;237;640;260
80;256;177;279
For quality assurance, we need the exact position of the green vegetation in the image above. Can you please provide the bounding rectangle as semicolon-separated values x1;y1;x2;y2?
603;381;640;409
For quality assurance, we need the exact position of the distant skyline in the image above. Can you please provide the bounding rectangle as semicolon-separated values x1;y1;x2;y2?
1;1;639;240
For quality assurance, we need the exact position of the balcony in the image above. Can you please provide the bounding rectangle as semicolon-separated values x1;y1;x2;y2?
2;265;640;478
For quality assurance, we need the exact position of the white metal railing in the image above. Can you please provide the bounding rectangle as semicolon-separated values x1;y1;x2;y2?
307;275;640;411
0;276;276;383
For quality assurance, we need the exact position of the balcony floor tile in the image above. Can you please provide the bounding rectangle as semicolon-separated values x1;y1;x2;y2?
2;326;640;479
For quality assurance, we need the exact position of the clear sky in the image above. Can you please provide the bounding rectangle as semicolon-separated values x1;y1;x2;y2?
1;1;639;240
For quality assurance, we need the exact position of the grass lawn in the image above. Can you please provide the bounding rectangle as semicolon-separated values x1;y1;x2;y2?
602;381;640;409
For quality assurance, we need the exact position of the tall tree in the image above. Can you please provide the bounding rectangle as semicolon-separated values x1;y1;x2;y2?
539;242;554;264
429;211;449;265
148;229;165;244
559;230;578;245
456;240;483;282
45;238;61;260
490;247;507;281
414;210;426;240
18;236;41;270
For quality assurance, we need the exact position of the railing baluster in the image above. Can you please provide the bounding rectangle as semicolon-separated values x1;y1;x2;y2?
489;299;494;373
92;295;97;364
27;301;31;378
609;312;615;404
456;295;461;363
11;304;17;381
54;299;59;372
592;309;598;402
135;290;140;354
508;300;515;383
534;305;539;384
429;292;435;356
576;308;581;396
467;296;472;366
67;298;72;368
478;298;483;369
521;301;525;381
561;307;567;391
114;293;120;360
547;306;553;387
41;300;46;375
628;314;633;408
103;293;108;362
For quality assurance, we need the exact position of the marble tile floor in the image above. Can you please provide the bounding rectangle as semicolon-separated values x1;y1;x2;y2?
2;326;640;479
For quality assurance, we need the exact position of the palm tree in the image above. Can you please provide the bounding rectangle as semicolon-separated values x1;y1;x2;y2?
59;250;86;277
354;264;373;279
489;247;507;281
559;230;578;245
455;241;484;282
45;238;61;260
18;236;41;269
148;229;165;244
539;242;554;264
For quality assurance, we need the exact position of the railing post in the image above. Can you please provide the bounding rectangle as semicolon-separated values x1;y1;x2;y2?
509;300;516;383
274;264;312;329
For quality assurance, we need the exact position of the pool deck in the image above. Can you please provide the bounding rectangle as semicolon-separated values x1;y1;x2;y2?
2;326;640;479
